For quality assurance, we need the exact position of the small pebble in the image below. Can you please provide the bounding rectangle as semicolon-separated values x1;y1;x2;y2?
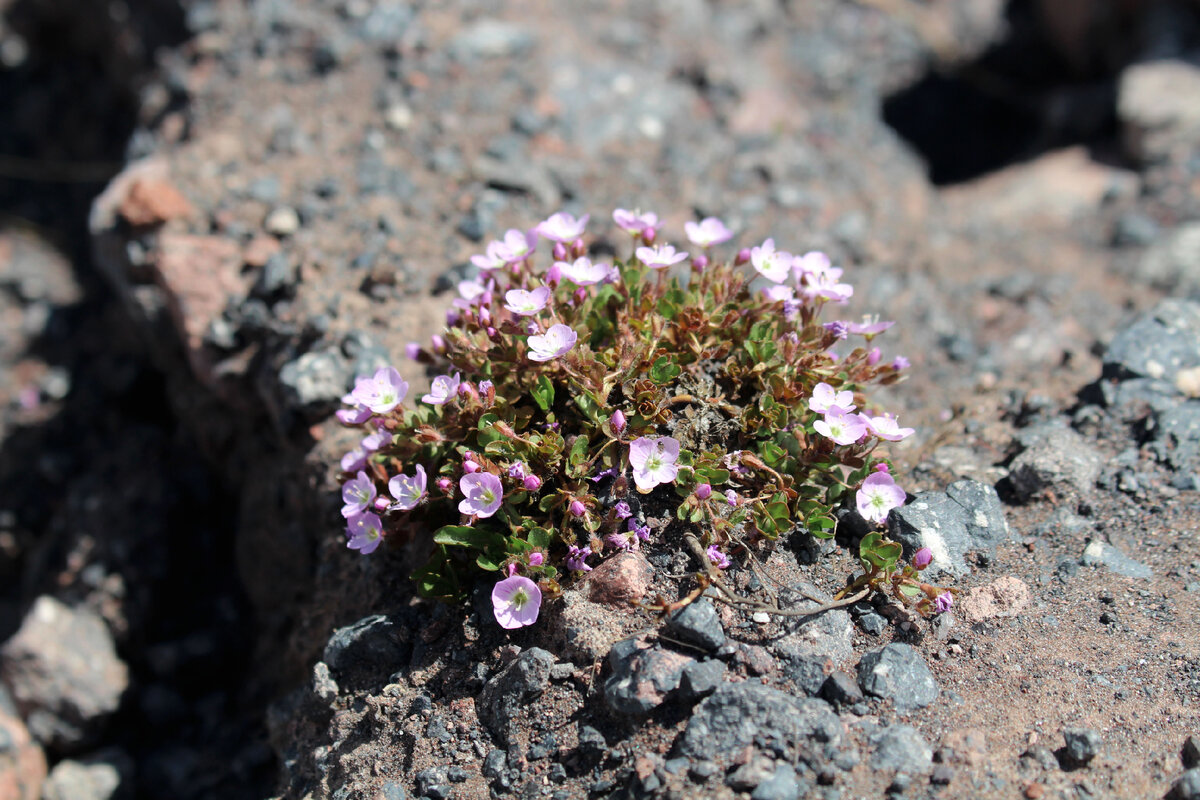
264;206;301;236
752;612;770;624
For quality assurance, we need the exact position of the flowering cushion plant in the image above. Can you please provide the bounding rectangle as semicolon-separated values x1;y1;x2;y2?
336;209;953;627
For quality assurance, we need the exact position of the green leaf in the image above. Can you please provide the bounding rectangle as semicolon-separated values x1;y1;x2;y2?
528;527;552;550
648;356;682;384
433;525;502;549
898;583;923;598
694;466;731;485
573;392;603;424
532;375;555;412
476;554;503;571
759;441;787;467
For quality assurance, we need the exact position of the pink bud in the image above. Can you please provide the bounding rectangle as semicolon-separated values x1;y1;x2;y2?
405;342;421;360
571;238;587;258
734;248;751;266
695;483;712;500
529;552;544;567
374;496;390;512
545;261;562;286
523;474;542;491
913;547;933;569
867;347;881;366
642;227;657;245
436;477;453;493
610;409;626;435
569;499;586;517
874;463;889;473
478;306;492;326
692;254;709;271
573;288;587;305
486;326;498;338
463;459;480;474
431;334;446;354
445;309;460;326
552;241;568;261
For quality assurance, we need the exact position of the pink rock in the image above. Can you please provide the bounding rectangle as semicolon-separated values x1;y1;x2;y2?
956;576;1031;624
586;552;653;606
0;709;46;800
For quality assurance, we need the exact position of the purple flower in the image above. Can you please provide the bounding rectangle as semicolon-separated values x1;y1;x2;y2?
856;471;906;524
346;511;384;554
635;244;689;270
341;471;377;518
566;545;593;572
814;411;868;446
892;355;910;371
535;212;589;243
498;228;538;263
405;342;421;361
862;413;915;442
628;519;650;541
628;435;681;492
706;545;731;570
685;217;733;247
695;483;712;500
846;316;895;337
557;256;613;286
336;404;373;425
388;464;427;511
610;409;626;435
808;382;856;415
341;447;368;473
750;238;792;283
725;489;739;506
803;270;854;303
527;324;578;362
507;461;528;480
614;501;632;520
934;592;953;614
606;530;640;551
459;472;504;518
361;428;390;452
422;373;462;405
791;250;832;280
470;240;510;271
456;279;489;305
824;321;849;340
913;547;933;570
504;287;551;316
523;474;543;491
492;575;542;629
762;284;796;303
345;367;408;415
613;208;658;234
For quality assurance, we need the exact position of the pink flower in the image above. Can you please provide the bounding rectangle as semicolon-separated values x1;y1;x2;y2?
613;208;658;234
504;287;551;316
862;413;915;442
846;316;895;337
498;228;538;263
566;545;592;572
527;324;578;362
341;471;377;518
528;552;545;567
341;447;368;473
557;256;613;286
606;530;641;551
388;465;427;511
750;238;792;283
345;511;384;554
803;270;853;303
535;212;588;243
934;592;953;613
856;471;906;524
336;404;373;425
685;217;733;247
492;575;542;629
762;284;796;303
628;435;681;492
808;382;856;415
507;461;528;480
814;411;868;446
913;547;933;569
470;240;510;271
635;244;689;269
458;472;504;518
422;373;462;405
523;474;543;491
791;250;832;280
706;545;731;569
892;355;910;370
695;483;712;500
345;367;408;415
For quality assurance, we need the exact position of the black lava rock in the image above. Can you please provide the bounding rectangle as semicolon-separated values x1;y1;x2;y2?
666;599;726;652
1059;727;1103;768
322;615;411;691
856;644;939;711
477;648;556;745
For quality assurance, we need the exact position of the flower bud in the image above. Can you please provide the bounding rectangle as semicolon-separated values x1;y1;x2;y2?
642;227;657;245
523;474;542;491
431;334;446;354
463;455;480;473
695;483;712;500
405;342;421;360
553;241;568;261
874;462;889;473
913;547;933;570
445;309;460;327
478;305;492;326
867;347;882;366
725;489;739;506
528;552;545;567
545;261;562;287
735;247;751;266
486;326;498;338
436;477;453;493
374;496;390;512
692;254;709;271
569;499;586;517
571;238;587;258
610;409;626;435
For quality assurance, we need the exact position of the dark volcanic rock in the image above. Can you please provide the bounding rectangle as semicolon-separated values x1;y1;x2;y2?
604;640;694;715
888;480;1008;577
678;682;842;762
322;614;411;691
856;643;939;712
1007;425;1103;501
477;648;556;745
665;599;725;652
870;724;933;773
1103;299;1200;384
1059;727;1103;769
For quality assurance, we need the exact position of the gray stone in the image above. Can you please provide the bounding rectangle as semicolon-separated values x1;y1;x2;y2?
42;750;131;800
751;763;801;800
604;642;693;715
478;648;555;745
251;252;296;299
1173;768;1200;800
0;596;129;751
870;724;932;773
1007;425;1102;501
857;612;886;636
1184;735;1200;769
1134;224;1200;298
773;582;854;662
666;599;725;652
278;348;352;412
1156;401;1200;472
1118;60;1200;164
679;683;842;761
1080;541;1152;579
450;20;535;60
680;659;726;700
322;615;410;690
783;654;834;697
820;671;864;709
727;756;775;791
1060;727;1103;768
856;644;939;712
1104;300;1200;385
888;480;1008;577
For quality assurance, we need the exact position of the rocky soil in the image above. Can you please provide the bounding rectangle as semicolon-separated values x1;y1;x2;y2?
2;0;1200;799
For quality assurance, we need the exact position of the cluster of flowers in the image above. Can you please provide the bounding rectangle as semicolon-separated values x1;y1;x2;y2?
336;208;926;629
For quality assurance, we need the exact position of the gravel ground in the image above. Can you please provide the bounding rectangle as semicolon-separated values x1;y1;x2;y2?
2;0;1200;799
